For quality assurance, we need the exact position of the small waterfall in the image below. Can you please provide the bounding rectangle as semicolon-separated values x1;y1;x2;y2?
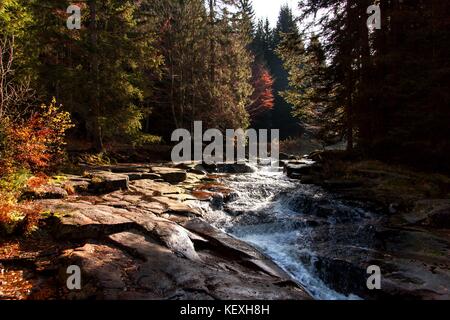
197;163;377;300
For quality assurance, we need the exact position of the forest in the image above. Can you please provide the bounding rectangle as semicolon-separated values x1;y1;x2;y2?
0;0;449;302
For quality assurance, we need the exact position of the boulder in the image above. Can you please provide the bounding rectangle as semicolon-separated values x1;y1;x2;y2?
65;180;90;193
88;171;129;193
43;197;310;300
279;153;290;160
151;167;187;184
21;185;68;200
215;163;256;174
150;196;202;217
174;162;207;175
124;172;161;181
284;162;322;179
404;199;450;229
321;179;363;189
427;207;450;229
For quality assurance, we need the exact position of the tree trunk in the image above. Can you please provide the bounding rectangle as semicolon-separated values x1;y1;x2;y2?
88;0;104;152
209;0;216;83
345;0;354;153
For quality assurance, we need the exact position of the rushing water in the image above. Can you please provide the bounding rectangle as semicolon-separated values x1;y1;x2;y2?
197;163;379;300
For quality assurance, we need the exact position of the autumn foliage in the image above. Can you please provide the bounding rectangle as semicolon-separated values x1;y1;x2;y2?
247;64;275;118
0;202;40;236
0;98;73;236
0;98;74;175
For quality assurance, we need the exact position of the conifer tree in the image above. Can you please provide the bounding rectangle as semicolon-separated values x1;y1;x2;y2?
30;0;163;150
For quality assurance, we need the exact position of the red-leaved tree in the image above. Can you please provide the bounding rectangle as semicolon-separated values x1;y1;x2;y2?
247;63;275;119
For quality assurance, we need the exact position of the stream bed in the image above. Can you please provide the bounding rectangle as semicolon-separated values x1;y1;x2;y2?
197;164;384;300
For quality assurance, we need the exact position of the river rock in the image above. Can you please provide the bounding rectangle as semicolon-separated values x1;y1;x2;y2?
321;179;363;189
404;199;450;229
37;185;311;300
296;221;450;300
25;161;318;301
279;153;290;160
174;162;208;175
129;179;184;196
124;172;161;181
151;167;187;184
64;179;91;193
284;161;322;179
107;164;152;173
215;163;256;174
88;171;129;193
151;196;202;217
21;185;69;200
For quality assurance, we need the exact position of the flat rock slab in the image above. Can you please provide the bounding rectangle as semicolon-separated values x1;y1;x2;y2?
21;185;68;200
215;163;256;174
129;179;184;196
404;199;450;228
151;196;201;217
39;198;310;300
124;172;161;181
88;171;129;193
34;163;312;300
151;167;187;184
57;229;310;300
90;164;153;173
284;162;322;179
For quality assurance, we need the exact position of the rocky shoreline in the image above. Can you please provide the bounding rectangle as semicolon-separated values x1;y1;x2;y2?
282;153;450;300
2;155;449;300
5;162;310;300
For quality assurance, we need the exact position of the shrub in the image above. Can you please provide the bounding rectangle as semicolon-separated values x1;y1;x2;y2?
0;98;72;236
0;169;32;203
0;171;46;236
0;98;74;174
0;202;41;236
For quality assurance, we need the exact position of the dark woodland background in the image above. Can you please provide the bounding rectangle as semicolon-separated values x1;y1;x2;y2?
1;0;449;170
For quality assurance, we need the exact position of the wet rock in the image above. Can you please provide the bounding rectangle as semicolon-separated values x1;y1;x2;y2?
165;193;198;202
272;160;288;168
315;205;338;218
298;175;323;185
427;208;450;229
215;163;256;174
181;218;299;282
211;193;225;210
321;179;363;189
298;222;450;300
279;153;290;161
174;162;208;175
404;199;450;229
284;161;322;179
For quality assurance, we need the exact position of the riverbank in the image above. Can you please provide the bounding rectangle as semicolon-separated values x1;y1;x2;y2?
1;152;449;300
283;151;450;299
0;162;310;300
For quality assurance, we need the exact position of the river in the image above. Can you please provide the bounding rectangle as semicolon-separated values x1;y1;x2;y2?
197;163;383;300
